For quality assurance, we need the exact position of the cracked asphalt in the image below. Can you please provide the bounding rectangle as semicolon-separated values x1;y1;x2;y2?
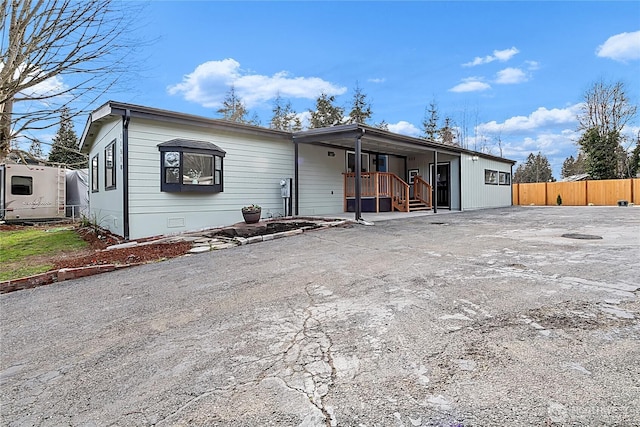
1;206;639;426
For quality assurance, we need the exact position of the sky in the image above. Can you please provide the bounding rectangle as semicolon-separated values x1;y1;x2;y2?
24;1;640;179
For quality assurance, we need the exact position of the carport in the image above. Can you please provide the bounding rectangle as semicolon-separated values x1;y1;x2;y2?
292;124;463;221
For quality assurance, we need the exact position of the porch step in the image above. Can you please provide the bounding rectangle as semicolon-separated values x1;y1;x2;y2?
408;199;431;212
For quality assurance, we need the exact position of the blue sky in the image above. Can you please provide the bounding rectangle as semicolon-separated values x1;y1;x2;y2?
41;1;640;178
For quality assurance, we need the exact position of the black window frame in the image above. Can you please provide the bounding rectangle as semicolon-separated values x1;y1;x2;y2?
91;154;99;193
158;140;225;193
484;169;498;185
104;140;116;190
499;171;511;185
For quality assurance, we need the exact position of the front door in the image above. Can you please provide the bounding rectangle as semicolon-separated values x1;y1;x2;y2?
430;163;450;208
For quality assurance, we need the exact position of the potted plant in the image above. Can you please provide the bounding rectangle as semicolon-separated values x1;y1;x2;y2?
241;204;262;224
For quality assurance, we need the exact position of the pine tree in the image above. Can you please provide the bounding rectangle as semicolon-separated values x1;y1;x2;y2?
346;84;372;125
566;151;587;176
579;127;618;180
629;133;640;178
308;93;344;128
269;95;302;132
514;152;554;183
216;86;259;125
374;120;389;131
422;102;439;140
438;117;457;146
48;108;86;168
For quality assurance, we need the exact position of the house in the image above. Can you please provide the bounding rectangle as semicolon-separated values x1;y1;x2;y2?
80;101;515;240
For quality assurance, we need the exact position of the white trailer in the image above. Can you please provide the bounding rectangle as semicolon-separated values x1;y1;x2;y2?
0;163;66;221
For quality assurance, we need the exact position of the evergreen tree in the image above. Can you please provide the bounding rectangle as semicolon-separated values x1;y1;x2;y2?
374;120;389;131
561;152;586;178
438;117;457;146
579;127;619;180
346;83;373;125
629;133;640;178
421;101;439;140
308;93;344;128
513;152;554;183
217;86;259;125
48;108;86;168
269;95;302;132
577;80;637;180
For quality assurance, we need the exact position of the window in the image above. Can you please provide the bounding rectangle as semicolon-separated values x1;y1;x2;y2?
105;140;116;190
485;169;511;185
499;172;511;185
158;139;225;193
11;176;33;195
484;169;498;185
91;155;99;192
346;151;370;173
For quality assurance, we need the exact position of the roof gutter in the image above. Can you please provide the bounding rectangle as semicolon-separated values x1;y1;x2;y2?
122;109;131;241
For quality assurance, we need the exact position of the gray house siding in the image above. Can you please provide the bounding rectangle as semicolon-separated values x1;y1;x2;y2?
87;117;125;236
460;153;512;209
297;144;348;216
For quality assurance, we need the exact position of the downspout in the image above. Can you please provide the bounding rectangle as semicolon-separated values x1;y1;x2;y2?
458;155;462;211
354;129;364;221
510;163;514;206
122;109;131;240
294;140;299;216
433;149;438;213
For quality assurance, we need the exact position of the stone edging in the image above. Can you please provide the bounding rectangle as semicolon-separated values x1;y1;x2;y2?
0;219;352;294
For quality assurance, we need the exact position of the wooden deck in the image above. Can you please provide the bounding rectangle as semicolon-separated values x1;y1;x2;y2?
343;172;432;213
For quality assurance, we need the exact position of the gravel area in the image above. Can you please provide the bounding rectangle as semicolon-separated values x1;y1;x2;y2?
1;206;639;426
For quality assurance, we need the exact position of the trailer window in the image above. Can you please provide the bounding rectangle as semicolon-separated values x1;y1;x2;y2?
105;140;116;190
11;176;33;195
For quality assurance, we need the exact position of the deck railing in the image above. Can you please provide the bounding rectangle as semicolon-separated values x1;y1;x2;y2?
343;172;410;212
413;175;433;208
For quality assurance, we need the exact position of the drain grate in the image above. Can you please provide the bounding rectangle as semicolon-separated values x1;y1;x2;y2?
561;233;602;240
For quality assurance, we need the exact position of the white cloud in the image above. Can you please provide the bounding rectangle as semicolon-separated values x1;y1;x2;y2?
449;78;491;93
368;77;386;84
20;75;67;99
596;30;640;62
525;60;540;71
478;104;580;133
388;120;420;137
495;67;528;84
463;47;519;67
168;58;347;108
0;62;69;99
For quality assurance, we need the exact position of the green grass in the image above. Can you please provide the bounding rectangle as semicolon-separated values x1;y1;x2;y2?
0;227;88;281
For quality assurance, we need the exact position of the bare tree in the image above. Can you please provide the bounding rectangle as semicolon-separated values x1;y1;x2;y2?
1;0;144;158
577;79;637;139
577;79;638;179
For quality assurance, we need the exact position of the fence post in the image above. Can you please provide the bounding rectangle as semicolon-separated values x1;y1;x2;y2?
545;182;548;206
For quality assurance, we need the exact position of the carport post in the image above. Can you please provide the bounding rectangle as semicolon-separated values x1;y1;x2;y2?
433;149;438;213
355;135;362;221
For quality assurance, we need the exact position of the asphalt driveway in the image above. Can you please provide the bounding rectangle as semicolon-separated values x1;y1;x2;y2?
1;206;639;426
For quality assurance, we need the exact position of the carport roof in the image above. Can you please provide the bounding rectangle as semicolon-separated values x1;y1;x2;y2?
293;123;516;163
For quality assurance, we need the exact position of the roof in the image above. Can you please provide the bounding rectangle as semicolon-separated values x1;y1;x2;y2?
293;123;516;164
80;101;516;165
80;101;291;153
157;139;226;155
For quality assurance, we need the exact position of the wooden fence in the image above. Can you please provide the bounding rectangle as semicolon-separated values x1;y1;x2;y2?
512;178;640;206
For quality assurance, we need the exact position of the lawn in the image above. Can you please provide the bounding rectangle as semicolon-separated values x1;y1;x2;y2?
0;227;88;281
